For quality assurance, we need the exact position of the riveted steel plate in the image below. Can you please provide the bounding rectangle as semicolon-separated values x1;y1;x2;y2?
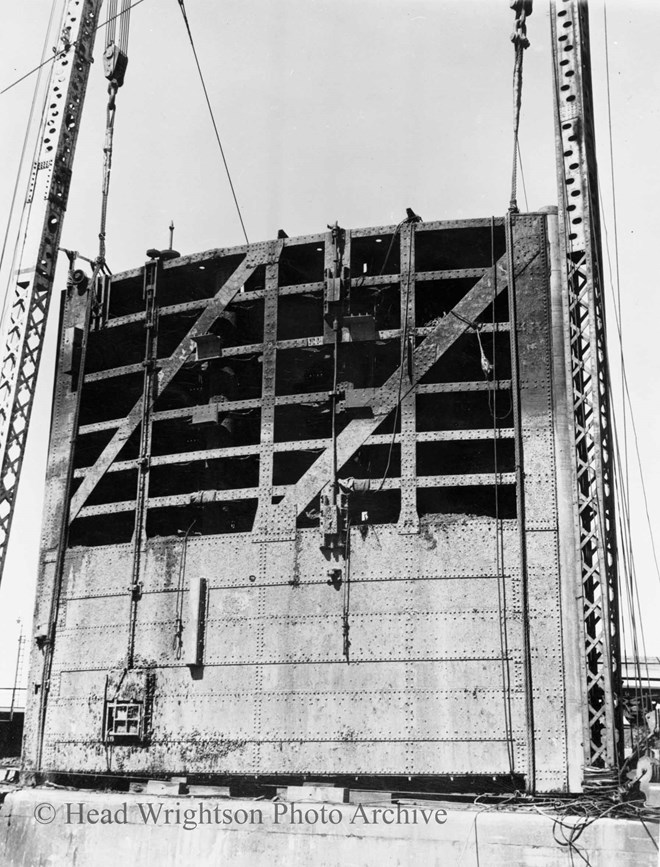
29;216;586;793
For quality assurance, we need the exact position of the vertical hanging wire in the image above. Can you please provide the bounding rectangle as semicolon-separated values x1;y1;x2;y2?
602;1;656;719
176;0;250;245
588;0;658;732
173;520;196;660
603;1;627;518
106;0;118;46
490;217;515;776
119;0;131;54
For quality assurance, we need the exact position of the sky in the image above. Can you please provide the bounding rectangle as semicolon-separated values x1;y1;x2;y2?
0;0;658;697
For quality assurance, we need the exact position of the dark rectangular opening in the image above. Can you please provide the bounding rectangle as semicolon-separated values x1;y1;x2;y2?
279;243;325;286
155;255;246;309
188;302;265;351
150;456;259;496
151;410;260;457
79;373;143;426
157;311;210;357
156;357;262;411
243;264;266;293
416;440;515;476
225;298;265;344
419;332;511;384
415;224;506;271
415;278;489;327
274;404;332;443
348;283;400;331
347;489;401;525
73;429;115;469
85;469;137;507
146;500;257;537
338;340;401;390
276;348;334;396
417;485;516;519
277;294;324;340
85;320;145;374
372;408;401;436
117;425;142;462
68;512;135;547
154;366;204;411
351;233;400;277
476;292;509;324
106;273;143;318
416;391;513;432
150;419;210;456
272;451;322;486
341;444;400;482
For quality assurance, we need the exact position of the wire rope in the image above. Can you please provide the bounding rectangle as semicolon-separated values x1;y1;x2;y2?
176;0;250;245
0;0;147;96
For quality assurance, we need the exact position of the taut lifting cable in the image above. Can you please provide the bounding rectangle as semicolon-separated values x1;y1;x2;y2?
176;0;250;245
98;0;132;266
107;0;119;46
592;3;658;727
509;1;532;214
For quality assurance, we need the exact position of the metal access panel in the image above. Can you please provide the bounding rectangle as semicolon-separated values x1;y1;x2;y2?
23;214;589;792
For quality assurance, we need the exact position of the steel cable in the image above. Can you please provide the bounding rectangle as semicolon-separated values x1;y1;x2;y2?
0;0;147;96
176;0;250;245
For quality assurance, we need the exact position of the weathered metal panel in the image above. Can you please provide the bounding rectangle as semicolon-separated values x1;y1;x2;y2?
24;215;588;792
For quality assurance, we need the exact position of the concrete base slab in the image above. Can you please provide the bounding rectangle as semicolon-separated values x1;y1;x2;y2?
0;788;657;866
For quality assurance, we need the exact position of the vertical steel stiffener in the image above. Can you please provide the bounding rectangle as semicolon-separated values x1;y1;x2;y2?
551;0;622;772
0;0;103;585
127;258;159;666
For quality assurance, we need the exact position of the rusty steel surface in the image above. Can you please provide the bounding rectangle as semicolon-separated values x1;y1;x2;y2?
23;215;590;792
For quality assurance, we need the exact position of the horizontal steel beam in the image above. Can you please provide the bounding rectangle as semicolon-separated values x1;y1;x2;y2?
76;380;513;436
102;268;497;330
75;472;516;518
72;427;516;477
84;323;511;384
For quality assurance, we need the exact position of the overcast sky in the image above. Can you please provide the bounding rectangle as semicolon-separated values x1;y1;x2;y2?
0;0;658;694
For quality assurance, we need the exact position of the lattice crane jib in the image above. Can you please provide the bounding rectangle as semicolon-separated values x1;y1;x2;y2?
550;0;622;776
0;0;104;584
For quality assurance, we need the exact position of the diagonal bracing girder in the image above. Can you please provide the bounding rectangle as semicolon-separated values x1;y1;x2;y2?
278;236;539;518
